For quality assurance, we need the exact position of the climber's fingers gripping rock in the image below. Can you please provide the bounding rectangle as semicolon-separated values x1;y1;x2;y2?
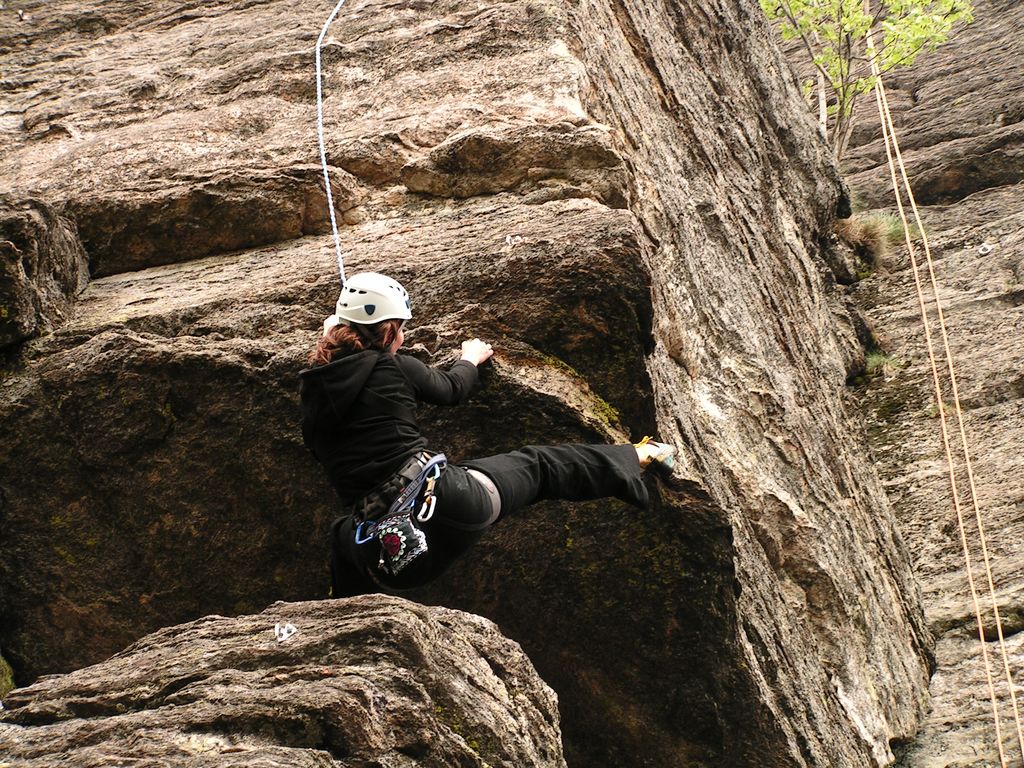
460;338;494;366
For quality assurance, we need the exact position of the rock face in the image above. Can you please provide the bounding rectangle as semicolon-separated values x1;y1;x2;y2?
842;1;1024;211
0;198;89;349
0;596;566;767
1;1;933;766
840;1;1024;765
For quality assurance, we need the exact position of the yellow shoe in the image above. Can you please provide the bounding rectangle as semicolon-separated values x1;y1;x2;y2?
634;436;677;474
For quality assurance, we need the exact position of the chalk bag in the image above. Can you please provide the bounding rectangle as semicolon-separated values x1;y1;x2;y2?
375;512;429;575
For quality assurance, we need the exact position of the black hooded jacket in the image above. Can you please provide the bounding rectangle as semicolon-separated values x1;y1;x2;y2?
299;350;478;504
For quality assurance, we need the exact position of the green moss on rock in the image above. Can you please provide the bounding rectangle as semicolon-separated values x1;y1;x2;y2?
537;352;623;429
0;653;15;697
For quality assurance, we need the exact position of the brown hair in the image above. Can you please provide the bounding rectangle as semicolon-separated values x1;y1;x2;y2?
308;319;403;366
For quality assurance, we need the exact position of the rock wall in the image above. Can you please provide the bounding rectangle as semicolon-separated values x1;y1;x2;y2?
0;597;566;767
562;2;932;764
0;198;88;349
840;1;1024;764
1;1;933;766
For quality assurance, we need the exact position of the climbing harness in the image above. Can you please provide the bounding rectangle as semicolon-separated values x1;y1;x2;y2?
353;452;448;576
865;14;1024;765
316;0;351;285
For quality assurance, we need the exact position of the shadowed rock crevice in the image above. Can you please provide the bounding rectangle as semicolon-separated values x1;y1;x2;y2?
905;137;1024;207
413;481;762;767
66;166;359;278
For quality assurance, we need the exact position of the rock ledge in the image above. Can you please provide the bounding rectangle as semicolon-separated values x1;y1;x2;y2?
0;597;565;768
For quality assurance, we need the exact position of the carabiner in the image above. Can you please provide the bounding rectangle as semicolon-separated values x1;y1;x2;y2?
416;494;437;522
354;520;376;545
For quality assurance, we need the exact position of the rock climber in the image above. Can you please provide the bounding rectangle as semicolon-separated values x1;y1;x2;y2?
299;272;676;597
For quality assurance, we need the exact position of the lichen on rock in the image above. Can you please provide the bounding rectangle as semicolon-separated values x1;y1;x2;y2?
0;653;14;699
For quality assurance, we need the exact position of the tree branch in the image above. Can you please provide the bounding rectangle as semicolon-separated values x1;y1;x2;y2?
773;0;836;88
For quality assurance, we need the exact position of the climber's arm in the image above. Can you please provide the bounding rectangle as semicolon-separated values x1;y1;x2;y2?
395;352;481;406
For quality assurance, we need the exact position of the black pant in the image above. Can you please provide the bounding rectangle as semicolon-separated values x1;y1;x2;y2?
331;444;647;596
462;443;648;517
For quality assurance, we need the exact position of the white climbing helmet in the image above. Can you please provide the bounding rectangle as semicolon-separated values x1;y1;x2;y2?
334;272;412;325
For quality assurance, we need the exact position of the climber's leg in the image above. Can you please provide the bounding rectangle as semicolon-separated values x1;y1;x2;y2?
461;443;649;518
345;445;650;593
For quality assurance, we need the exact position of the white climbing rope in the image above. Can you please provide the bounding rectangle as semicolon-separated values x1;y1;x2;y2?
316;0;350;285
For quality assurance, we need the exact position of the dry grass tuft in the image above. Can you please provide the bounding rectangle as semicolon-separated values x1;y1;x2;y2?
834;213;903;263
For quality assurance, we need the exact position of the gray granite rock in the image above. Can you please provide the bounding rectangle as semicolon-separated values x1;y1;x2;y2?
0;1;935;765
841;1;1024;764
0;198;88;349
0;597;566;767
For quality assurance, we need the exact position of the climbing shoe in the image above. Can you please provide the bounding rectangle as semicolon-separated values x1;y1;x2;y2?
634;435;677;475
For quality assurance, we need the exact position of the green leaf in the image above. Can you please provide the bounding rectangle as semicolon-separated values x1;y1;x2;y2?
758;0;974;158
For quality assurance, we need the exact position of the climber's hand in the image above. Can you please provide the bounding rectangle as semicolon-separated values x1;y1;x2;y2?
460;338;494;366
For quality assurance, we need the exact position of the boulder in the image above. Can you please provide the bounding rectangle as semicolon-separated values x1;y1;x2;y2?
0;597;566;767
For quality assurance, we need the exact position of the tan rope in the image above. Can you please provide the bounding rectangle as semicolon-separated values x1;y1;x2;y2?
873;73;1024;766
869;81;1008;768
863;17;1024;765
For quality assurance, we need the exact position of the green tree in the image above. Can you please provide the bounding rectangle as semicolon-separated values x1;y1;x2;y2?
761;0;974;159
